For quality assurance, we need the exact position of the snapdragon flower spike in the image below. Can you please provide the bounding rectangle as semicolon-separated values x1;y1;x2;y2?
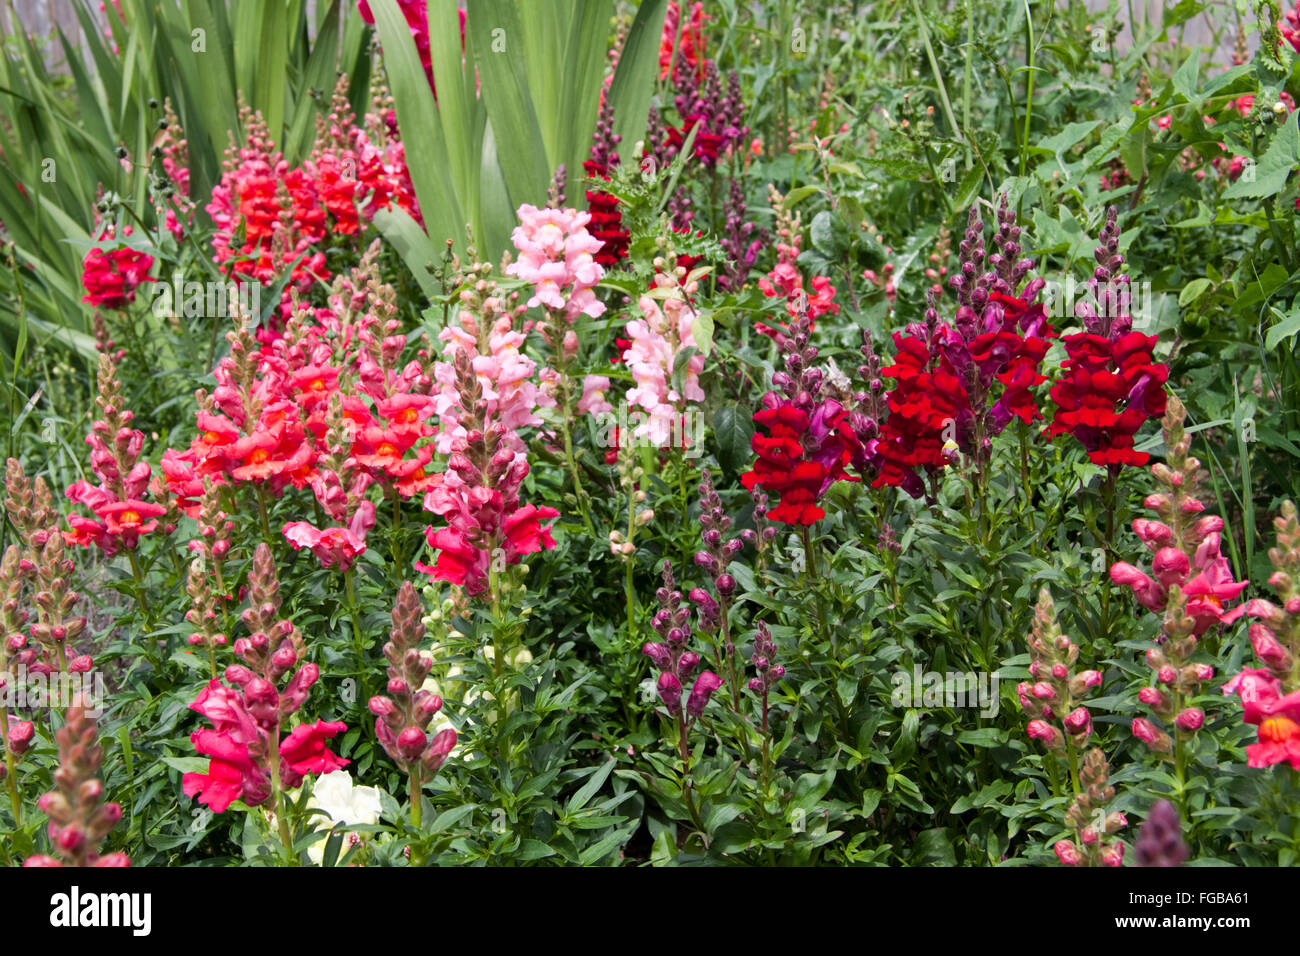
1222;500;1300;769
643;562;722;722
1020;588;1101;750
582;97;630;268
1054;748;1127;867
741;310;861;525
81;222;154;310
755;187;837;344
1134;799;1189;866
64;351;166;556
23;697;129;868
874;198;1055;496
4;458;59;562
1109;396;1245;749
185;482;233;655
1047;206;1168;469
747;620;784;737
505;203;607;323
368;581;458;777
419;278;558;597
659;0;708;82
27;532;90;676
621;268;706;449
183;544;346;812
0;546;37;788
718;177;762;291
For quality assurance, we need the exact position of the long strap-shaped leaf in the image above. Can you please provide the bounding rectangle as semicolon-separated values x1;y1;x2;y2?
606;0;667;168
369;0;467;254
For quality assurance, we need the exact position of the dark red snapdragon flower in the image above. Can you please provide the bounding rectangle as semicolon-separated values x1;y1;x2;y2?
583;97;630;267
873;197;1056;497
1046;206;1168;469
741;311;861;525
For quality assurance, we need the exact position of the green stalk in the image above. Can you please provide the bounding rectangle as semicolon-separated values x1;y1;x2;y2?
1018;0;1036;177
912;0;960;138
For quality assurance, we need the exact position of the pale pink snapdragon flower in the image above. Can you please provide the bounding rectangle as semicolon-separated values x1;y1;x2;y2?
505;204;606;323
622;273;706;447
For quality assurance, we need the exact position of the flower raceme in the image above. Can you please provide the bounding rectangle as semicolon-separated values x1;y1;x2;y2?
1110;396;1245;750
504;204;607;324
741;310;860;525
1222;500;1300;769
64;351;167;556
1046;206;1168;469
81;223;153;310
1020;588;1102;752
182;545;347;813
873;198;1056;497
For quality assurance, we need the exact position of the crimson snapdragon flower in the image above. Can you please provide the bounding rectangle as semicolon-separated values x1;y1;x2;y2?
81;223;153;310
1046;206;1168;469
183;544;347;813
874;198;1056;497
740;311;861;525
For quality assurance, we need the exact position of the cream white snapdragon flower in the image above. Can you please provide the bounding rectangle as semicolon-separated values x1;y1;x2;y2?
306;771;385;865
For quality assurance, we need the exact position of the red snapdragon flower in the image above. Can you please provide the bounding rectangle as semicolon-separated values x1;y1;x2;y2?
1046;330;1168;467
81;224;154;310
740;401;858;525
1223;669;1300;769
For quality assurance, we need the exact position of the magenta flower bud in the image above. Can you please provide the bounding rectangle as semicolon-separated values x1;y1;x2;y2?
397;727;426;760
1152;547;1190;587
1051;663;1068;680
7;720;34;755
272;645;297;670
666;627;686;646
676;652;700;680
1133;518;1175;547
1175;708;1204;732
1070;670;1102;696
422;728;457;773
369;696;396;718
748;677;764;693
657;672;683;715
769;665;784;680
1138;686;1168;709
1031;682;1056;700
1132;717;1172;752
1063;707;1092;737
56;825;86;853
714;573;736;597
244;677;277;707
1027;720;1064;750
1080;826;1098;846
224;664;253;685
387;678;410;697
416;693;444;718
1249;623;1291;668
1054;840;1081;866
67;655;93;673
1157;667;1176;684
1100;843;1125;867
1027;661;1040;677
642;642;672;670
686;671;724;718
1146;647;1167;669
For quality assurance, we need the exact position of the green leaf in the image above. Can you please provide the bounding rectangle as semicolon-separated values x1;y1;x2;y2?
1224;109;1299;199
712;404;755;475
1265;307;1300;351
608;0;668;163
1178;278;1213;307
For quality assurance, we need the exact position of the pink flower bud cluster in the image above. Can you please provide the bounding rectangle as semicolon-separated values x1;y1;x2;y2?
182;544;347;813
64;351;167;556
1133;799;1188;866
1222;500;1300;770
1109;396;1243;750
0;546;37;788
185;482;233;651
368;581;457;779
1053;748;1127;868
1020;588;1101;751
643;562;723;722
24;697;130;867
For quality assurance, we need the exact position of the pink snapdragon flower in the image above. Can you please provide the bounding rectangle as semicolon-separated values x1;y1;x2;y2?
1109;396;1245;752
622;272;706;447
505;204;606;323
